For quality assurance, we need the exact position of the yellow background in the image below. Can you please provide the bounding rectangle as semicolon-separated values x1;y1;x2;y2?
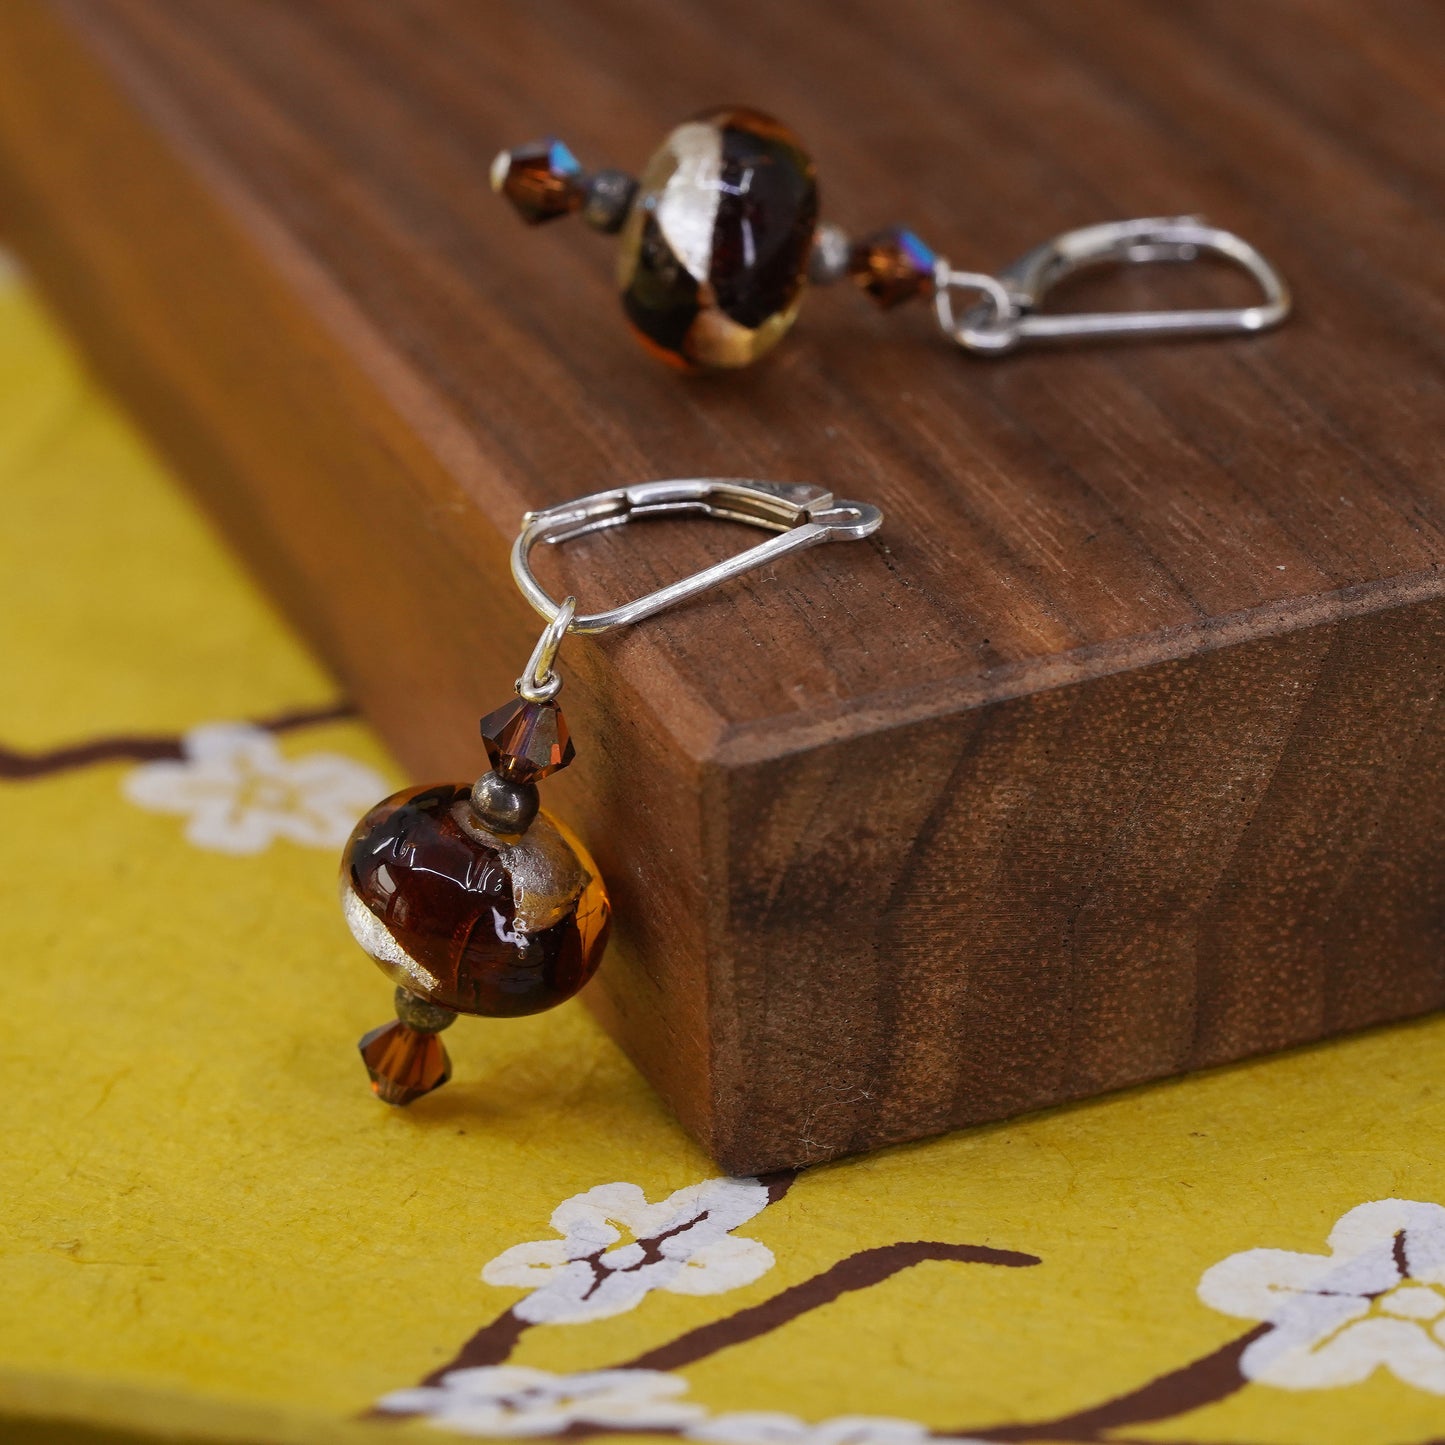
3;265;1443;1445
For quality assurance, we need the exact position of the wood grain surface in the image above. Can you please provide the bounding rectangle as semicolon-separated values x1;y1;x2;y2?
2;0;1443;1169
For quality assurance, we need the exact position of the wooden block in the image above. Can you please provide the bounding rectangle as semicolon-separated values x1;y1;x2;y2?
2;0;1444;1172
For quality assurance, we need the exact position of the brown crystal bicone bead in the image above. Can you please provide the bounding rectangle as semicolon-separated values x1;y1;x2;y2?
341;783;609;1018
491;139;586;224
617;106;819;370
848;227;939;309
359;1020;452;1106
480;697;575;784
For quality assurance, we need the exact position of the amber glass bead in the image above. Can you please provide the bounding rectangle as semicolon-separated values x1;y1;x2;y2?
849;227;938;308
479;697;575;784
492;139;585;224
359;1020;451;1106
340;784;609;1017
617;106;818;370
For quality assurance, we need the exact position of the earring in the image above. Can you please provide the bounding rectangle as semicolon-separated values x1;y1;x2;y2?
339;478;883;1105
491;107;1291;372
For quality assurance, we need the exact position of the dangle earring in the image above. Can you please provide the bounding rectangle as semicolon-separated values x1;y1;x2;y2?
491;107;1291;372
339;478;883;1104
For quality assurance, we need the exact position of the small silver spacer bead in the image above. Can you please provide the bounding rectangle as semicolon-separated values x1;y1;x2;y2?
469;769;540;838
809;222;852;285
582;169;639;234
394;986;457;1034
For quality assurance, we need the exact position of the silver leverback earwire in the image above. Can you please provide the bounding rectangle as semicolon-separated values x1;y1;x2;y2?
510;479;884;699
933;216;1292;356
516;596;575;702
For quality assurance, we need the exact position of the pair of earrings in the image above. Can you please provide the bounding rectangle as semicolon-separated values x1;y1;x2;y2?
490;105;1290;371
340;107;1292;1105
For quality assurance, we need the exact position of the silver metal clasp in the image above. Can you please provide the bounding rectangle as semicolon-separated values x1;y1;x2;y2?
509;479;882;699
935;216;1291;356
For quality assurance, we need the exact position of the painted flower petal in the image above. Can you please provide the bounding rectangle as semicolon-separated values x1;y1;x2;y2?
481;1239;571;1288
688;1410;811;1444
645;1177;771;1244
282;750;385;790
664;1235;775;1296
1328;1199;1445;1258
449;1404;573;1436
552;1181;648;1242
122;760;228;813
374;1386;447;1414
1381;1284;1445;1321
579;1401;709;1430
1245;1314;1445;1392
1239;1292;1369;1383
1198;1246;1344;1322
563;1369;707;1427
562;1368;695;1397
183;799;278;855
810;1417;933;1445
270;799;363;849
600;1242;647;1271
509;1259;653;1325
182;722;280;767
692;1414;933;1445
1389;1204;1445;1285
442;1365;561;1394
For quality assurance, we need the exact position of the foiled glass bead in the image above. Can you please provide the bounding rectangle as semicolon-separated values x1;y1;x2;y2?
340;783;610;1018
617;106;819;370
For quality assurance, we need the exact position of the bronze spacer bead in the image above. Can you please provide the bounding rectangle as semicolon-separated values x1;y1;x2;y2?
393;985;457;1034
469;770;541;837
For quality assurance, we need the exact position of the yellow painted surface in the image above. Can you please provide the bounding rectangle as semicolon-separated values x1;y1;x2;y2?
3;263;1445;1445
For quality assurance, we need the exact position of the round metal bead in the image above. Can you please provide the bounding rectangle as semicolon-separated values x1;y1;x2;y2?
583;169;639;234
809;222;852;285
393;985;457;1034
469;769;541;837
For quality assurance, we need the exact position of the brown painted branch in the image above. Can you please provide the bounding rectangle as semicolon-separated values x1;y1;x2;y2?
363;1305;531;1418
965;1323;1269;1442
759;1168;800;1206
621;1240;1040;1373
419;1305;531;1385
0;700;356;779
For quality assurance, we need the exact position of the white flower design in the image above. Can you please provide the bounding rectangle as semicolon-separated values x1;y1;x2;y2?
377;1366;705;1436
1199;1198;1445;1392
689;1412;944;1445
123;722;385;854
482;1177;776;1324
377;1369;964;1444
